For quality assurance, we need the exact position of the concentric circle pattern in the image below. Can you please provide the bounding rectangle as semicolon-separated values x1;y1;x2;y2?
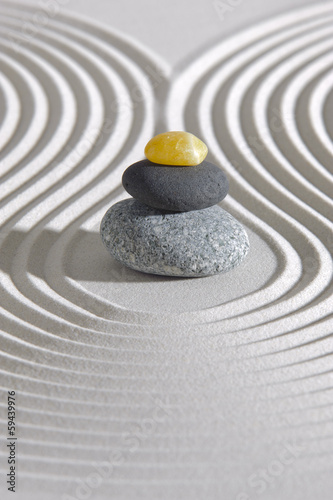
0;2;333;499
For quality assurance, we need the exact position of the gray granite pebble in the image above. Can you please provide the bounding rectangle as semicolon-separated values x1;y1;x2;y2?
122;159;229;212
100;199;249;277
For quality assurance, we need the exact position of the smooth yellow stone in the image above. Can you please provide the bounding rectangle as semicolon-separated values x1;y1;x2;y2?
144;131;208;166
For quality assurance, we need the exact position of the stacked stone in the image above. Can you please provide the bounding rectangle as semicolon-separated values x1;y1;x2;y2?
100;132;249;277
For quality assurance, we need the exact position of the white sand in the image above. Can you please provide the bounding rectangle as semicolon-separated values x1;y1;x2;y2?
0;1;332;499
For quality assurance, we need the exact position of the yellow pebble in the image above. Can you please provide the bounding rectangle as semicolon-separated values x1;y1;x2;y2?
144;131;208;166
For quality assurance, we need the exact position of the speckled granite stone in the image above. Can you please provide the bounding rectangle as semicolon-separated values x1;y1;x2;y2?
100;199;249;277
122;159;229;212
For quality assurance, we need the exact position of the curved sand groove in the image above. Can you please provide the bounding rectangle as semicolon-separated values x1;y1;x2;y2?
280;52;333;192
0;7;179;336
0;52;49;179
0;70;21;152
0;22;107;214
309;68;333;162
0;15;148;331
0;34;78;201
322;85;333;142
167;6;333;334
169;23;330;320
253;38;333;210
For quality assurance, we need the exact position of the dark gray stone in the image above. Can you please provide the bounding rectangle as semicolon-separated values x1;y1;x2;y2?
100;199;249;277
122;159;229;212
